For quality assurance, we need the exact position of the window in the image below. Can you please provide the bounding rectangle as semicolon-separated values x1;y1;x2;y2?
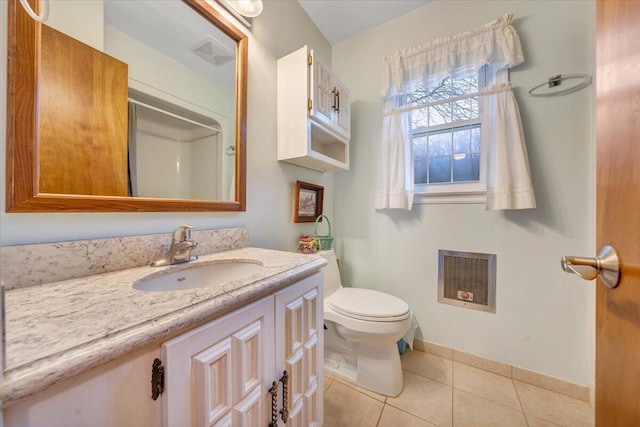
376;15;535;211
407;67;498;202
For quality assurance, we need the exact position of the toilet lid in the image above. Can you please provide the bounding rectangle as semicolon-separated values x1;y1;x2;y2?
327;288;409;320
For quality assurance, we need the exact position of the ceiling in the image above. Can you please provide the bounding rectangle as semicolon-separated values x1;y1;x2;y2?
297;0;431;45
104;0;236;88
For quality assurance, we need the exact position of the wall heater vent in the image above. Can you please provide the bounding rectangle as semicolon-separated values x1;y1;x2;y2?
438;250;496;313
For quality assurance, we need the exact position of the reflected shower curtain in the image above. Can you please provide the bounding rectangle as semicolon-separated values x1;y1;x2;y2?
128;102;138;197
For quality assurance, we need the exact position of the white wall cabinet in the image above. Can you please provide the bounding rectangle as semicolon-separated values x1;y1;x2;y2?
277;45;350;172
162;273;323;427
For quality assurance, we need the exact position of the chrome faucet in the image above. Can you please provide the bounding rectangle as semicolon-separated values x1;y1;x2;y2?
151;225;198;267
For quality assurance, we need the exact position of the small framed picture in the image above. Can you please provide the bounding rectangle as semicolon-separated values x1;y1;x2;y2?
294;181;324;223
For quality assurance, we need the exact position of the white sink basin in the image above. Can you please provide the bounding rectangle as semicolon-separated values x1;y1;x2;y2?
133;261;265;292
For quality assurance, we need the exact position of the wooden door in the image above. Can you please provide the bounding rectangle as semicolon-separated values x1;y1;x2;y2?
39;25;129;197
596;0;640;425
275;273;324;427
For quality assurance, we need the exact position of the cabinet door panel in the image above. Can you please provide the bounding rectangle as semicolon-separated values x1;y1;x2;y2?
334;79;351;140
288;400;305;427
162;296;275;427
310;54;335;130
275;272;324;427
232;386;262;426
213;413;233;427
304;334;319;391
304;381;320;427
232;320;263;402
304;289;319;343
286;349;305;411
193;338;233;425
285;297;305;357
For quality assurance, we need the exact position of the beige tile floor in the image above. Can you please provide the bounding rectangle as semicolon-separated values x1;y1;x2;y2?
323;350;594;427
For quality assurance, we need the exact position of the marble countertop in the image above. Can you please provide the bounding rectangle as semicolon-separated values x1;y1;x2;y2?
1;247;325;406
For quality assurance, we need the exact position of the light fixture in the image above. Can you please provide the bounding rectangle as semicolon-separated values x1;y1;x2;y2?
223;0;263;18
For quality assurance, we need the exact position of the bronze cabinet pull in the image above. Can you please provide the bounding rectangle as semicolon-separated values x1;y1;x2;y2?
268;380;279;427
279;370;289;423
331;87;338;111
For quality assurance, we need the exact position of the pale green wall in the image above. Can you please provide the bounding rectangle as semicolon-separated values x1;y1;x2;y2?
331;1;596;385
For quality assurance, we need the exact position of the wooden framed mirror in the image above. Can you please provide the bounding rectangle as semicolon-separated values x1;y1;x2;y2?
6;0;247;212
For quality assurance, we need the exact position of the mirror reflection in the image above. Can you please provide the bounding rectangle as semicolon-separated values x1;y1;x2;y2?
42;0;237;201
129;94;233;200
6;0;247;212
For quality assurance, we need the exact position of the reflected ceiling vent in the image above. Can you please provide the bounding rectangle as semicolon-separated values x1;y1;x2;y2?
190;36;234;67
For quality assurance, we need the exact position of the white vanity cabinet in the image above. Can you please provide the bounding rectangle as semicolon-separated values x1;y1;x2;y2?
2;345;163;427
162;273;323;427
2;273;323;427
277;45;350;173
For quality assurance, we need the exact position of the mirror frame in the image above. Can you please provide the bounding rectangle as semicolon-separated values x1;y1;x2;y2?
6;0;247;212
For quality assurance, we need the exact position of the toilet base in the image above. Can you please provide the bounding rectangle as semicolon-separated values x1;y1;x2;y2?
324;341;404;397
324;351;357;382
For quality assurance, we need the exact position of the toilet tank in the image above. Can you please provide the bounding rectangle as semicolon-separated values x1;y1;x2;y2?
319;249;343;297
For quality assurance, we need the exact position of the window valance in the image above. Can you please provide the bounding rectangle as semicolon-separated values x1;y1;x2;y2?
381;14;524;98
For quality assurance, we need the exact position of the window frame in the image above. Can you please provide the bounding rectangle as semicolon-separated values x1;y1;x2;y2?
409;68;507;204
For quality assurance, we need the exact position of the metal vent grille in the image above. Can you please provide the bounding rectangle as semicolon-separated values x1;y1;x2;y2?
438;250;496;313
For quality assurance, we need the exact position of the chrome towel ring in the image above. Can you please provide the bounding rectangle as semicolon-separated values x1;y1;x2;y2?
527;73;592;97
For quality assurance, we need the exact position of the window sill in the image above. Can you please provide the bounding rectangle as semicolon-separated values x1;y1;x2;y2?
414;192;486;205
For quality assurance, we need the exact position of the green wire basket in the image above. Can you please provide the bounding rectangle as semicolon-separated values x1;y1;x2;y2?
313;214;334;250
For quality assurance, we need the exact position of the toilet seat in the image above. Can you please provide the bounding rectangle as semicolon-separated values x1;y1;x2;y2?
327;288;410;322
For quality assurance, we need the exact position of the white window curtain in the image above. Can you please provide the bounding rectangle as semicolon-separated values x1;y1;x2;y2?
375;98;414;209
481;84;536;209
375;14;536;211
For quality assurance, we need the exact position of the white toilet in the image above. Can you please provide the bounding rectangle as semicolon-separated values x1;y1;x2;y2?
320;249;411;396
